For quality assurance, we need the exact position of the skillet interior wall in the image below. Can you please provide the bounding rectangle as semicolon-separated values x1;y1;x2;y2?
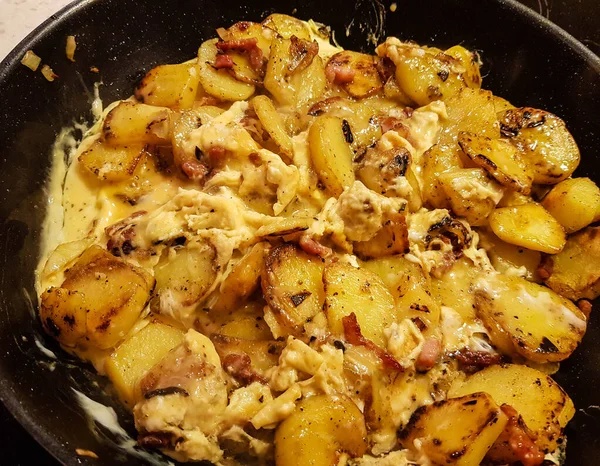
0;0;598;464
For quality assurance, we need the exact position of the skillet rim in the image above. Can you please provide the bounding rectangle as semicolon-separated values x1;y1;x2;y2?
0;0;598;464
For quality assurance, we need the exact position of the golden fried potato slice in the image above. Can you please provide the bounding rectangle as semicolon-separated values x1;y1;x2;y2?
275;395;367;466
102;102;170;145
445;44;482;89
353;213;409;260
442;88;500;142
198;39;255;101
489;204;566;254
261;244;325;335
448;364;575;452
79;139;147;181
324;262;395;346
308;115;355;196
542;226;600;300
458;131;533;194
262;13;311;40
135;62;200;109
217;21;273;58
154;242;218;307
479;230;541;282
499;107;580;184
421;143;463;208
400;393;508;466
210;301;273;341
211;333;282;375
475;274;587;363
39;287;87;347
326;51;384;98
251;95;294;156
541;177;600;234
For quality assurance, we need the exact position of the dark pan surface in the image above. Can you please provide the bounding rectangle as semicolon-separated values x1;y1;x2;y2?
0;0;598;464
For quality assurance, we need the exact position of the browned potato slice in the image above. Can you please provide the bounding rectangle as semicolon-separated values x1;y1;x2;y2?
102;102;170;145
198;39;255;101
211;243;266;313
541;178;600;234
442;88;500;142
489;204;566;254
448;364;575;452
421;143;463;208
400;393;508;465
255;216;313;238
383;76;413;105
211;301;273;341
326;51;384;98
480;230;541;282
217;21;273;58
154;242;217;307
499;107;580;184
264;36;326;109
353;213;409;260
458;131;533;194
308;115;355;196
251;95;294;156
211;334;282;375
262;13;311;40
42;245;155;349
444;45;482;89
135;62;200;109
78;139;147;181
542;226;600;300
224;50;263;85
262;244;325;335
475;274;587;362
492;95;516;114
438;168;504;226
497;190;532;208
324;262;395;346
105;321;184;406
274;394;367;466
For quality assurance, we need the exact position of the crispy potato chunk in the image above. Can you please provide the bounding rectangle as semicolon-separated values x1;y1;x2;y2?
326;51;384;98
475;274;587;362
489;204;566;254
105;321;184;406
262;244;325;335
542;226;600;300
458;131;533;194
102;102;170;145
449;364;575;452
324;262;395;346
135;62;200;109
41;245;154;349
541;177;600;234
400;393;508;465
308;115;355;196
274;395;367;466
252;95;294;156
198;39;256;101
79;139;147;181
154;242;217;307
499;107;580;184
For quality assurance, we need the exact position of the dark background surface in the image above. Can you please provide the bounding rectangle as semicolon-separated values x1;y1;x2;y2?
0;0;598;464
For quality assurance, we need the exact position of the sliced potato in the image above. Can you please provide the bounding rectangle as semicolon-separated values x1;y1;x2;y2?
274;394;367;466
217;21;273;58
135;62;200;109
438;168;504;226
308;115;355;196
444;44;482;89
211;301;273;341
497;190;532;208
41;245;155;349
448;364;575;452
324;262;395;347
458;131;533;194
489;204;566;254
326;51;384;98
541;177;600;234
441;88;500;142
383;76;413;105
480;230;541;282
353;213;409;260
421;143;463;208
264;36;326;109
154;242;217;307
102;102;170;145
105;321;184;406
79;139;147;181
198;39;255;101
400;392;508;465
262;13;311;40
251;95;294;156
261;244;325;335
211;243;266;313
542;226;600;300
499;107;580;184
475;274;587;363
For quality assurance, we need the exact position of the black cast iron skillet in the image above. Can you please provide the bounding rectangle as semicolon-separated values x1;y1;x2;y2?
0;0;598;464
